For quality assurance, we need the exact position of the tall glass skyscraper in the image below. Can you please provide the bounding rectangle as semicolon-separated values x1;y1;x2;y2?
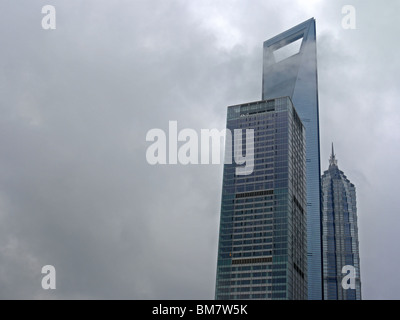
215;18;322;300
262;18;322;300
321;145;361;300
215;97;307;300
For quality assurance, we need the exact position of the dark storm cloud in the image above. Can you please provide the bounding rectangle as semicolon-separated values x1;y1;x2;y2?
0;0;399;299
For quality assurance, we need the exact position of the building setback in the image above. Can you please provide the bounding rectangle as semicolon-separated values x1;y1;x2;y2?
321;145;362;300
215;97;307;300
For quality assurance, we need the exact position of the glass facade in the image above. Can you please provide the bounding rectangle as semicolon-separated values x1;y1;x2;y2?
262;18;323;300
321;146;361;300
215;97;307;300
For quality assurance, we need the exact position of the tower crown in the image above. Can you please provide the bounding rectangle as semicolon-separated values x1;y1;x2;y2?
329;143;338;167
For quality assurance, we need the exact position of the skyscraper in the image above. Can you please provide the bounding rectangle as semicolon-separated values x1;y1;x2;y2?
321;145;362;300
262;18;322;300
215;18;321;300
215;97;307;300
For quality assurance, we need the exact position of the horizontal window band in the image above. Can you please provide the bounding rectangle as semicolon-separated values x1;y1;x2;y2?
235;190;274;198
232;257;273;265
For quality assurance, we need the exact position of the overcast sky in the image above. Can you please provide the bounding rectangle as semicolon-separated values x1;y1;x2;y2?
0;0;399;299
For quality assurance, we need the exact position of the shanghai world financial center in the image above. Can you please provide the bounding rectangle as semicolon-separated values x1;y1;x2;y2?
215;18;361;300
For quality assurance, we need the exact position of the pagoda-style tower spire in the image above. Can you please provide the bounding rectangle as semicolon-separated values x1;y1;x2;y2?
329;143;338;167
